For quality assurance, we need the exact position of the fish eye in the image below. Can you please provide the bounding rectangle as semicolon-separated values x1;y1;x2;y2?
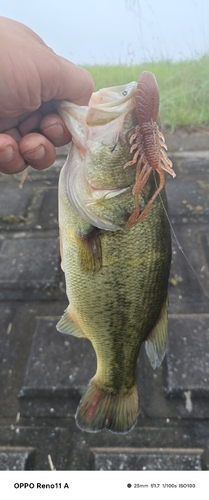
122;90;128;96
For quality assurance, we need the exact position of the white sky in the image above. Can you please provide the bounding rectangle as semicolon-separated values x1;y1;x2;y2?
1;0;209;65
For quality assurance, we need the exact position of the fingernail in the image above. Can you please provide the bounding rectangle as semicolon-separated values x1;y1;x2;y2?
23;145;45;161
0;145;15;163
43;123;65;140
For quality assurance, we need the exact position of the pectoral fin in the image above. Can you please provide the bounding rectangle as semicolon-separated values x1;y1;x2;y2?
56;308;85;338
145;296;168;369
76;226;102;272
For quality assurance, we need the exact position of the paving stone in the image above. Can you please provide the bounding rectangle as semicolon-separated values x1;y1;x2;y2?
0;185;45;231
0;302;68;418
135;339;209;420
0;426;64;470
0;303;20;417
0;236;60;300
201;234;209;275
164;314;209;395
0;185;32;221
91;447;204;471
166;178;209;220
172;156;209;175
37;188;58;229
0;446;36;470
66;422;209;470
165;130;209;152
168;224;209;314
19;317;96;417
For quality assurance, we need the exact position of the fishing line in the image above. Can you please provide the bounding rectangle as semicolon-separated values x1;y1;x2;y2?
153;171;209;300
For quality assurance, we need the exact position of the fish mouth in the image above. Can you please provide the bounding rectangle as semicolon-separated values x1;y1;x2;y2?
58;81;137;148
58;81;138;231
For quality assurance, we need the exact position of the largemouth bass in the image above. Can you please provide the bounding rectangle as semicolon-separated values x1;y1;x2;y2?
57;72;175;434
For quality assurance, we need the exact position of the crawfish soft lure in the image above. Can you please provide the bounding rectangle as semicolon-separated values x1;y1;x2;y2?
124;71;176;228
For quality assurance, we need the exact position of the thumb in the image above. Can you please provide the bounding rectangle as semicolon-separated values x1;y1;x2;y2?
40;53;94;106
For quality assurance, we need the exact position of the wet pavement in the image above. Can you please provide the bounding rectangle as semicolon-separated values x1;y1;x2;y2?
0;134;209;471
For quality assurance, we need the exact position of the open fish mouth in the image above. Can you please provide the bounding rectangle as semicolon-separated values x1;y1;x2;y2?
57;81;138;231
58;81;137;149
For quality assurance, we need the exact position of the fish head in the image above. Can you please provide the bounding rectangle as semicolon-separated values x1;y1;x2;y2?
58;81;139;230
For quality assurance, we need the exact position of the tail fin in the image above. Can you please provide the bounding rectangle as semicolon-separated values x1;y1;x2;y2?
75;377;138;434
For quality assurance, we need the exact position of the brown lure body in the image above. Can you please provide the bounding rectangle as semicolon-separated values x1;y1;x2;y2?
124;71;176;227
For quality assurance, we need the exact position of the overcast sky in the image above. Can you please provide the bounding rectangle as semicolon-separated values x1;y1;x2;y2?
1;0;209;65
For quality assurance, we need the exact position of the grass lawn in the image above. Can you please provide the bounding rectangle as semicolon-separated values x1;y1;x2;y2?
85;56;209;131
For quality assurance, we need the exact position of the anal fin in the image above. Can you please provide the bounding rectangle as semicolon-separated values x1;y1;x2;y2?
145;295;168;369
56;307;85;338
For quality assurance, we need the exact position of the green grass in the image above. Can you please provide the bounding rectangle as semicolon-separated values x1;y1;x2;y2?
84;56;209;131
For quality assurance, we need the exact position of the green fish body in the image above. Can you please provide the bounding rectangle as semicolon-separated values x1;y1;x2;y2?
57;79;172;433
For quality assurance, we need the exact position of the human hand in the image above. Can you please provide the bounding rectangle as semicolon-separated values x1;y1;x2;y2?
0;17;94;174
